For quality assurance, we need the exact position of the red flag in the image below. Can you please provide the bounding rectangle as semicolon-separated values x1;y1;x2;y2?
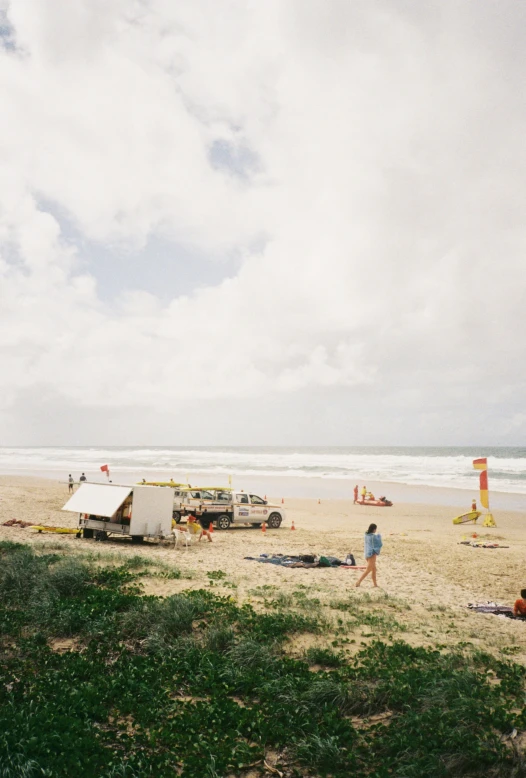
473;458;487;470
100;465;109;473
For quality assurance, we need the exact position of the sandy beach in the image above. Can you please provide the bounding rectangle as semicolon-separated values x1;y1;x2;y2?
2;475;525;662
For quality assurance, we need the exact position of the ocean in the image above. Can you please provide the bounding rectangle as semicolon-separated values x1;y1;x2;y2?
1;446;526;496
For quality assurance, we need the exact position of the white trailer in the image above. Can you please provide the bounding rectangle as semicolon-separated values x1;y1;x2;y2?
62;483;173;542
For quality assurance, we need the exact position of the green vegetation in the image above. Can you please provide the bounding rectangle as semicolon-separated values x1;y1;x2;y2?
1;543;526;777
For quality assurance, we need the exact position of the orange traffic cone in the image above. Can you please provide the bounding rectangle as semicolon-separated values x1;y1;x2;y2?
291;520;296;530
209;520;214;534
262;522;266;533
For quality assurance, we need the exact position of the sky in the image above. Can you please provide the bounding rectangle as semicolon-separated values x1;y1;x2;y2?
0;0;525;446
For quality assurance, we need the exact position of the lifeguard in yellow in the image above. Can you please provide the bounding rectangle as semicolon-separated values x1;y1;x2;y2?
361;486;367;501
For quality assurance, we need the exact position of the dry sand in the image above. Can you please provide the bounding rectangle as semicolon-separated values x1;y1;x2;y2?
2;475;525;661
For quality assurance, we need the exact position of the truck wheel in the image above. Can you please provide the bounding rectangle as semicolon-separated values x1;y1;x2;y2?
131;535;143;544
94;530;108;542
83;528;94;539
267;513;282;529
217;514;231;530
172;511;181;523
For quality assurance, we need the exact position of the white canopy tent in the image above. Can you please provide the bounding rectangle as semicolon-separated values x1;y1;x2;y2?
62;483;132;518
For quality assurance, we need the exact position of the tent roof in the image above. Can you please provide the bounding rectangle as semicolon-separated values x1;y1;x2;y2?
62;483;132;518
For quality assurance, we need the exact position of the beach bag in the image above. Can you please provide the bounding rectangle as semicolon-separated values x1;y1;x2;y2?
318;556;331;567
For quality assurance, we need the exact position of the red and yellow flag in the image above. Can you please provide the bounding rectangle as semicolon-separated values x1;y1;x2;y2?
473;458;489;508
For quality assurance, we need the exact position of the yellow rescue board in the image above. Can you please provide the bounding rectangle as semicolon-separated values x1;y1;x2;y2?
452;511;480;525
30;525;79;534
139;481;186;487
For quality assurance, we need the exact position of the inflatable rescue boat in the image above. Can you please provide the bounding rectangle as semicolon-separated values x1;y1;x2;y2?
356;498;393;507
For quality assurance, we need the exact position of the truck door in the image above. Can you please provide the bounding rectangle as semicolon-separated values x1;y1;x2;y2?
234;492;250;522
249;494;269;522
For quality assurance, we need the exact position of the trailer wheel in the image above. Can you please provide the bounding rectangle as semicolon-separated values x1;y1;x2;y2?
94;530;108;542
267;513;282;529
82;528;94;539
172;510;181;523
216;514;231;530
131;535;143;544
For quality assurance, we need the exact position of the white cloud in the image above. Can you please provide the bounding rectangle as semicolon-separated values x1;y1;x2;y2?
1;0;526;443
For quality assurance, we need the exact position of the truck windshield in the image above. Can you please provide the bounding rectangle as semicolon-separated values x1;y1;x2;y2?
190;490;214;499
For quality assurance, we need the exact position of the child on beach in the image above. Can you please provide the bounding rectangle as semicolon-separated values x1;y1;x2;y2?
198;510;213;542
356;523;382;588
513;589;526;617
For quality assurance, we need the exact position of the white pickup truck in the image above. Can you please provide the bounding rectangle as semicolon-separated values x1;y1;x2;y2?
174;489;285;530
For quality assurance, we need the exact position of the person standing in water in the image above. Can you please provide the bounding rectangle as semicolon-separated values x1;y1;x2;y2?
356;523;382;588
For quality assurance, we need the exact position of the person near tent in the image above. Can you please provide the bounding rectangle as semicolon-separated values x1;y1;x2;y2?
79;473;87;484
198;509;213;543
68;474;74;493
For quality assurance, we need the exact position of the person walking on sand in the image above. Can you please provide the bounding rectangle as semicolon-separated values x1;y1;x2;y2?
356;523;382;588
360;485;367;502
68;474;74;493
353;485;358;504
198;509;213;543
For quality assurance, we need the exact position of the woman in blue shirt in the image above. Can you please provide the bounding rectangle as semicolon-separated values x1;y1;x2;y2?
356;523;382;588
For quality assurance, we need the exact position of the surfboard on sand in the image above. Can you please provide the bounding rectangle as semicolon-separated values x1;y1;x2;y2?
452;511;480;525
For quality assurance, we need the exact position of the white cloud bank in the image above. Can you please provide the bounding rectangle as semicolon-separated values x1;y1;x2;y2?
1;0;526;444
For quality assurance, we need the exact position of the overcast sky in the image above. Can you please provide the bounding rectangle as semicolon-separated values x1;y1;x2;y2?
1;0;525;446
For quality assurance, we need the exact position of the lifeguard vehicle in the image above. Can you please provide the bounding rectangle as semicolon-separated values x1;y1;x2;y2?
141;482;284;530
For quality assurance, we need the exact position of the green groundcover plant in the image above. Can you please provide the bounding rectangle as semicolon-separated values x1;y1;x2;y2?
1;541;526;777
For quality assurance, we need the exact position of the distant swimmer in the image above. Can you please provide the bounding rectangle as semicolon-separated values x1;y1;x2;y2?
353;485;358;504
68;474;74;493
79;473;87;483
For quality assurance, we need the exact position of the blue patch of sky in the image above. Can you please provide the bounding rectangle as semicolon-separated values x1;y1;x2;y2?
208;138;260;181
0;10;16;51
79;234;243;304
36;197;247;304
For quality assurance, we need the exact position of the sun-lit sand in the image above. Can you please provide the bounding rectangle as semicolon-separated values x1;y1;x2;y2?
2;475;526;661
